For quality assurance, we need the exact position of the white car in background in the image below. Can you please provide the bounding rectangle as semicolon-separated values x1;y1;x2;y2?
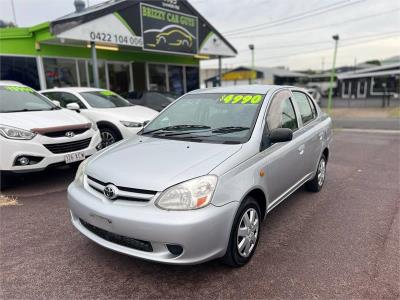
40;88;158;148
0;81;101;175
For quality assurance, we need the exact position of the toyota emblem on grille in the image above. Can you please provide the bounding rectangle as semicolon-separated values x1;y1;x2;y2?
103;184;118;200
65;131;75;138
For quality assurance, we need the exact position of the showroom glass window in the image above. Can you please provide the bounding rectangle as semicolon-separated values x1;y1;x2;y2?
168;65;184;96
43;58;78;88
0;56;40;90
186;66;199;92
148;64;167;92
108;62;131;95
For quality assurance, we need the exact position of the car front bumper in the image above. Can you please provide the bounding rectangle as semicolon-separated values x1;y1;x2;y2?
0;131;101;172
68;181;239;265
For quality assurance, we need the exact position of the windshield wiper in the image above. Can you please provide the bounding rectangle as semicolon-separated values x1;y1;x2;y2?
1;109;51;113
211;126;250;134
142;124;211;135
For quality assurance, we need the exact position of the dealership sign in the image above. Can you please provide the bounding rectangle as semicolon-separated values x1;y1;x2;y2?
57;13;143;47
51;0;236;57
140;3;198;55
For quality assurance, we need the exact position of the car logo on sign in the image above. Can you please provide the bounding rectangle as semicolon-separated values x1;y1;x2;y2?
65;131;75;138
103;184;118;200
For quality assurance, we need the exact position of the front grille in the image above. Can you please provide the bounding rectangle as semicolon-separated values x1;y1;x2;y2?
87;175;157;202
44;138;91;154
44;128;90;138
80;219;153;252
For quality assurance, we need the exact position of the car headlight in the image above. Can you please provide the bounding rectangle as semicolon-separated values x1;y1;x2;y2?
0;125;36;140
120;121;143;128
75;159;89;184
156;175;218;210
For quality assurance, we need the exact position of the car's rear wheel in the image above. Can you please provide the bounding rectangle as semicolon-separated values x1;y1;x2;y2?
222;196;261;267
305;154;327;192
99;127;120;148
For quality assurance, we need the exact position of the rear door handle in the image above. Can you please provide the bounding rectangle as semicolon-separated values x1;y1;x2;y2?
298;144;305;155
319;132;324;140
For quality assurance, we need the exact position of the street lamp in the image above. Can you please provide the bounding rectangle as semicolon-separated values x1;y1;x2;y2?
249;44;255;84
327;34;339;113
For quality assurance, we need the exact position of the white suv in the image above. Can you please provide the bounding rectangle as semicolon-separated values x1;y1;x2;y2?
0;81;101;174
40;88;158;148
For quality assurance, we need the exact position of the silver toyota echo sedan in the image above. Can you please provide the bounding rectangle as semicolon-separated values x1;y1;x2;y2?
68;85;332;267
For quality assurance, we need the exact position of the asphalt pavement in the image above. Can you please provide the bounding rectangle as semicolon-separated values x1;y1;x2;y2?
1;131;399;299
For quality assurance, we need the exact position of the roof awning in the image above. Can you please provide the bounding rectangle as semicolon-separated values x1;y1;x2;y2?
49;0;237;59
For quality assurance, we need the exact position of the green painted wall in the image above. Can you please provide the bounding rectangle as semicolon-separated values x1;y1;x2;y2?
0;25;199;66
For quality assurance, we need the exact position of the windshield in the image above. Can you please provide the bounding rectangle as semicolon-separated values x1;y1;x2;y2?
142;93;265;144
0;86;59;113
80;91;132;108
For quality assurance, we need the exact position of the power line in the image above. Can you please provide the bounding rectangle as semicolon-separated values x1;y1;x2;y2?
228;8;400;39
222;0;349;34
236;30;400;52
231;33;400;65
224;0;365;36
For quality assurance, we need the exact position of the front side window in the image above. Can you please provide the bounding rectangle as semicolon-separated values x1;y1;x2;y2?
60;92;86;109
0;86;58;113
142;93;265;144
292;91;316;125
266;90;298;131
80;91;131;108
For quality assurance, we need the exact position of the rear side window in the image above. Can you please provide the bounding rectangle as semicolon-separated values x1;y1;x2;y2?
292;91;317;125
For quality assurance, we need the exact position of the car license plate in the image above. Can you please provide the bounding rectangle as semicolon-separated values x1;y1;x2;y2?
65;151;85;164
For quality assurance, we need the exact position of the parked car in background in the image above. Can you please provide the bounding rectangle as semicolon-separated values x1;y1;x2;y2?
0;81;101;175
40;88;158;148
307;88;321;104
68;85;332;266
125;91;177;112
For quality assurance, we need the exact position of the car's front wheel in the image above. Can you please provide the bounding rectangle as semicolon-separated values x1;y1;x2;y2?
222;196;261;267
306;154;327;192
99;127;120;148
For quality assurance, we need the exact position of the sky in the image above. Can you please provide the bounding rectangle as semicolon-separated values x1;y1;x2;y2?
1;0;399;71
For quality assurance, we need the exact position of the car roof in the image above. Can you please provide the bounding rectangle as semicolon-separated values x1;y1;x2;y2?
40;87;105;93
0;80;27;87
188;85;295;95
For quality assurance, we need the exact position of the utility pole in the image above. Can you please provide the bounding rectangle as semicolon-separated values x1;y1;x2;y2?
90;42;100;88
218;56;222;87
249;44;255;84
327;35;339;114
11;0;17;25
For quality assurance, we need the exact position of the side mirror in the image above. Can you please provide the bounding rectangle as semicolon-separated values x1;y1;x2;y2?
143;120;150;126
269;128;293;143
52;100;61;107
66;103;80;112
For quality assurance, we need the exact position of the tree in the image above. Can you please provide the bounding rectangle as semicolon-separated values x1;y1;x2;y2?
0;20;16;28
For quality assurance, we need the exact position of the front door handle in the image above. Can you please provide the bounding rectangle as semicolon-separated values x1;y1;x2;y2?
319;132;324;140
298;145;305;155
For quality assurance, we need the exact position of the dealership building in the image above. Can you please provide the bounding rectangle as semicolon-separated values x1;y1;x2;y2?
0;0;236;96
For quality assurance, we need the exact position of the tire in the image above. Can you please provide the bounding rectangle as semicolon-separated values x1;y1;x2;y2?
305;154;327;192
99;127;120;149
222;196;261;267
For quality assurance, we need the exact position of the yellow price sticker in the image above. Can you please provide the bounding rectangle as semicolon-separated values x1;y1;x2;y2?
5;86;35;93
220;94;263;104
100;90;116;96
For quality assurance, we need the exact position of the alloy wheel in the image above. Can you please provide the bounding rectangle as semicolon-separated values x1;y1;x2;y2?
317;158;326;187
237;208;259;258
100;131;116;148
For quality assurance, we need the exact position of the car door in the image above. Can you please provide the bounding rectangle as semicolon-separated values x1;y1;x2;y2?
261;90;305;205
291;90;322;175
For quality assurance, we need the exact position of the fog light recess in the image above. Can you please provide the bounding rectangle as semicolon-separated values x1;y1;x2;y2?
166;244;183;256
13;155;44;166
